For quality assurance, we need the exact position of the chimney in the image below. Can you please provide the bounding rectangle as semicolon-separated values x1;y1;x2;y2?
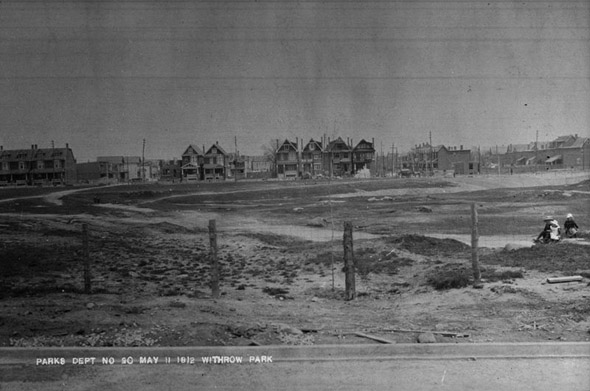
31;144;35;150
66;143;69;149
460;145;463;150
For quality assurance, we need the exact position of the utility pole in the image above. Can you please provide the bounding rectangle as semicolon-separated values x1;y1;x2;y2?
142;138;146;181
380;141;385;176
496;145;500;176
478;146;481;174
51;140;55;183
429;131;433;174
535;130;539;173
391;143;395;178
234;135;238;182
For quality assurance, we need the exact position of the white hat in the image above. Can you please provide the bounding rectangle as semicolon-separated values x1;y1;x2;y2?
543;216;553;221
566;213;573;219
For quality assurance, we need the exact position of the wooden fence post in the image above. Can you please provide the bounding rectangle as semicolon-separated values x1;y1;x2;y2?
471;203;482;286
208;219;220;298
82;223;91;294
343;221;355;300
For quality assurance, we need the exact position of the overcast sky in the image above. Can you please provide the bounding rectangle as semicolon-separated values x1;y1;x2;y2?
1;1;588;161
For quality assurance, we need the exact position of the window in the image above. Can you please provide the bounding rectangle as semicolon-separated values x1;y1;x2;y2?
37;161;44;169
2;162;8;170
54;160;62;169
19;161;26;170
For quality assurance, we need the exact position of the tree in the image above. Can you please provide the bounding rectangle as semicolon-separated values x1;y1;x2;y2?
261;139;279;177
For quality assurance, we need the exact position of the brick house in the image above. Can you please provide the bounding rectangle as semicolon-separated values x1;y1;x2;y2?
0;144;76;186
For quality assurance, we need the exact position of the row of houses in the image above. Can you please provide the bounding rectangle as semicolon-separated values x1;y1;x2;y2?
501;134;590;169
178;137;377;181
275;137;376;179
400;143;476;175
0;144;77;186
0;134;588;186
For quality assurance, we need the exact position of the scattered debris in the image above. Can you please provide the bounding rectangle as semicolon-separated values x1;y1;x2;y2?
378;328;470;338
547;276;583;284
417;332;437;343
272;323;303;335
353;332;395;344
307;217;327;227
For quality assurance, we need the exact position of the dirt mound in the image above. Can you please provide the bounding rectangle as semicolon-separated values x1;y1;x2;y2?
387;234;471;256
481;242;590;273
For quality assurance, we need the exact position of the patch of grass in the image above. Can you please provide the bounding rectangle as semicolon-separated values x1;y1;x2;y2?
242;232;311;249
307;251;342;268
427;267;472;290
355;250;414;279
0;246;77;278
481;243;590;273
426;265;525;290
303;287;345;300
262;287;290;297
485;269;524;282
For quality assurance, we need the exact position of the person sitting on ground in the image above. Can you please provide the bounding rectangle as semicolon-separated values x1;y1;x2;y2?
535;216;561;243
564;213;579;238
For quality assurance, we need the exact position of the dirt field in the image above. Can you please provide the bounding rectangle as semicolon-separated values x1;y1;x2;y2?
1;171;589;347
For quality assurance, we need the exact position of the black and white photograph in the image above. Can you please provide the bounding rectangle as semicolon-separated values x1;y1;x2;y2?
0;0;589;389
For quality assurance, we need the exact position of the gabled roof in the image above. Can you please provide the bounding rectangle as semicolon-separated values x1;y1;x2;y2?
554;135;575;143
565;137;589;149
353;139;374;151
276;139;298;153
325;137;351;152
303;138;323;152
182;144;204;156
205;143;227;156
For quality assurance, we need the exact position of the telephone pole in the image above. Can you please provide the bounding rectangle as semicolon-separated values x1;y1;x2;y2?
234;135;238;182
535;130;539;173
142;138;146;181
391;143;396;178
380;141;384;177
429;131;433;174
